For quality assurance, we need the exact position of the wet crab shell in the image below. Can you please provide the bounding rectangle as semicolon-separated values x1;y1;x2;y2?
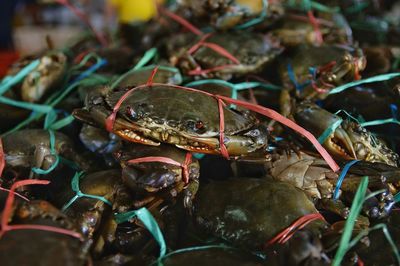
77;84;269;156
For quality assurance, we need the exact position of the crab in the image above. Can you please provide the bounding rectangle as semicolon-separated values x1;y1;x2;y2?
73;84;270;158
292;102;399;167
168;32;283;80
115;142;200;208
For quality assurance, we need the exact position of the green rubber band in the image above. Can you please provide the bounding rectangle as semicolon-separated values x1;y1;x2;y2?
361;118;400;127
156;244;234;266
0;96;53;113
62;172;112;211
31;130;60;175
317;118;342;144
71;52;102;71
49;115;75;130
235;0;268;29
286;0;338;13
329;73;400;95
115;207;167;258
0;59;40;95
333;176;368;266
111;48;158;89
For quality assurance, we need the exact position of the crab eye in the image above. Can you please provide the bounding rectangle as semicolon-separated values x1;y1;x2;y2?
195;121;204;129
125;106;137;120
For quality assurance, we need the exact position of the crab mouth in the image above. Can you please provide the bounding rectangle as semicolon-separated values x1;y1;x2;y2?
325;127;357;159
116;128;218;153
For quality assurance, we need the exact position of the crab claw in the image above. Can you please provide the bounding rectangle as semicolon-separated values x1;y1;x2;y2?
325;127;357;160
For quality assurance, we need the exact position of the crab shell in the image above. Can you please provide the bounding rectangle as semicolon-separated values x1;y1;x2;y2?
73;84;269;157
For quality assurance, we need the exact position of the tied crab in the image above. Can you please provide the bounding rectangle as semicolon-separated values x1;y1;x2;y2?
73;83;269;158
292;102;399;167
115;143;200;208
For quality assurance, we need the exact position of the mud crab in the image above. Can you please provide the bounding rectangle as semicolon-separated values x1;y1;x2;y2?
293;102;399;167
73;84;269;157
168;32;283;79
115;143;200;208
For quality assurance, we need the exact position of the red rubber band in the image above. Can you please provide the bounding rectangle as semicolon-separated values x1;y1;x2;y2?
318;61;336;73
158;6;203;36
0;139;4;178
127;153;192;183
0;179;82;240
146;66;159;87
265;213;325;247
200;42;240;64
105;81;339;171
354;58;361;80
307;11;323;45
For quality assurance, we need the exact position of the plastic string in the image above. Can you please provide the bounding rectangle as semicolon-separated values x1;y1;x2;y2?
0;179;82;240
31;130;60;175
156;244;235;266
265;213;326;247
317;118;343;144
333;160;360;200
62;172;112;212
307;11;323;44
0;59;40;95
158;6;203;36
329;73;400;94
127;153;192;183
332;176;368;266
111;48;158;89
115;207;167;258
235;0;268;29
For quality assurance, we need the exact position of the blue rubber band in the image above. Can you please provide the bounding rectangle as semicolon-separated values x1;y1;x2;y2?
333;160;360;200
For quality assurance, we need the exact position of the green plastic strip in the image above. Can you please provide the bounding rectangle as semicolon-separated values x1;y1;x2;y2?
235;0;268;29
360;118;400;127
0;96;53;113
49;115;75;130
317;118;343;144
62;172;112;211
156;245;234;266
115;207;166;258
332;176;368;266
329;73;400;95
31;130;60;175
286;0;339;13
71;52;102;71
111;48;158;89
0;59;40;95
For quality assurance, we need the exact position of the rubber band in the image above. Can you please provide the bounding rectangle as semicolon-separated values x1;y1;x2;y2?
71;52;102;72
344;2;369;14
333;160;360;200
156;244;235;265
333;176;368;266
287;62;311;91
317;118;343;144
0;186;29;202
286;0;339;13
394;192;400;203
0;59;40;95
105;81;339;170
329;73;400;94
0;138;4;178
307;11;323;45
158;6;203;36
360;118;400;127
55;0;107;46
0;95;53;113
265;213;325;247
127;153;192;184
146;66;159;86
115;207;166;258
71;59;107;84
31;130;60;175
62;172;112;212
48;115;75;130
0;179;82;240
390;104;398;120
235;0;268;29
111;48;158;89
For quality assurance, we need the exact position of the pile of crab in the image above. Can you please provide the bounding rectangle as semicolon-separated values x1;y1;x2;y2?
1;1;400;265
